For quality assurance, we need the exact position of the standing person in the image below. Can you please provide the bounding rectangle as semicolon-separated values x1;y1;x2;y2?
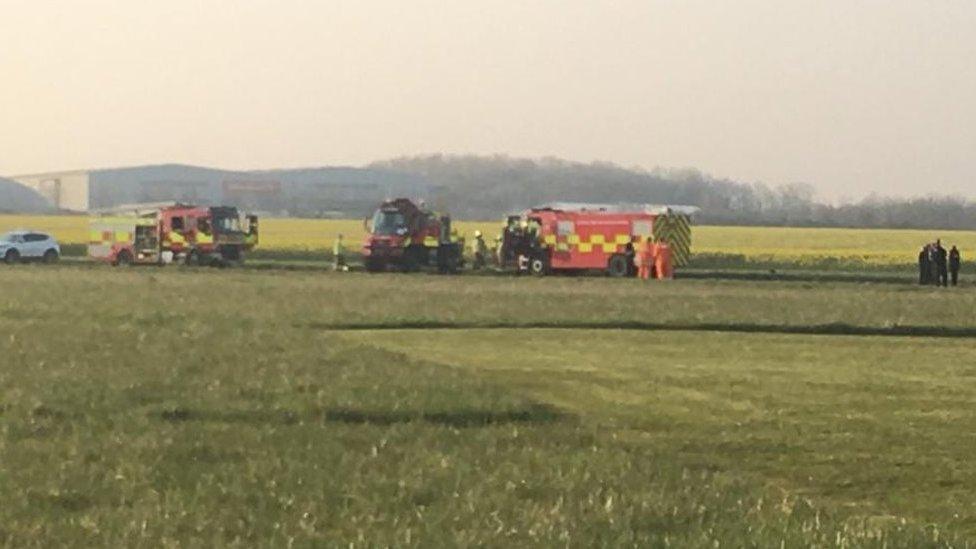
949;245;961;286
471;230;488;270
655;238;673;280
332;233;347;272
635;238;655;280
918;245;930;285
934;239;949;287
625;237;637;277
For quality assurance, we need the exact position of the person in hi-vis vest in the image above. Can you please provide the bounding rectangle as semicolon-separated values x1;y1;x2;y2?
655;237;673;280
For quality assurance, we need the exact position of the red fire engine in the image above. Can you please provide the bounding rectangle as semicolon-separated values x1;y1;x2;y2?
362;198;463;273
89;203;258;266
500;203;696;276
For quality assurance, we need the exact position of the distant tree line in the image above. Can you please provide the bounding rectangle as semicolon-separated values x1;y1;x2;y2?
371;154;976;229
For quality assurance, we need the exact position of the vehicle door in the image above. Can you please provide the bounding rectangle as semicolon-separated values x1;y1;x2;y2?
23;233;47;257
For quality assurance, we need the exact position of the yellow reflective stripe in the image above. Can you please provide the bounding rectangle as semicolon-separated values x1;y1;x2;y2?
615;234;631;245
601;243;618;253
555;242;570;252
197;232;214;245
116;232;131;242
590;234;605;244
423;236;438;247
567;234;580;245
169;232;186;244
653;214;693;266
543;234;557;245
578;242;593;253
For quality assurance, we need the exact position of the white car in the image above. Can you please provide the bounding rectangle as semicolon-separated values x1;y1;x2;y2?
0;230;61;264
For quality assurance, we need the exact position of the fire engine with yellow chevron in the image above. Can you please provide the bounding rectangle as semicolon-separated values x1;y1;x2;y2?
499;203;697;276
88;203;258;267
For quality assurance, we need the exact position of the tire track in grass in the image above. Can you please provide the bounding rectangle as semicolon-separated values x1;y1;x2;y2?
305;320;976;339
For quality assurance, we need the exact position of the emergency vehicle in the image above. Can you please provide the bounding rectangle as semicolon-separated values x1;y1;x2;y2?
88;203;258;266
501;203;696;276
362;198;464;273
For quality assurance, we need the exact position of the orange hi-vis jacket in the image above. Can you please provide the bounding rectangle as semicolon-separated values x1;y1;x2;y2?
655;242;673;279
635;240;657;264
635;240;656;280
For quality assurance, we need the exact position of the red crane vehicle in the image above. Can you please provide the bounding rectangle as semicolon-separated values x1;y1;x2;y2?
499;203;696;276
362;198;463;273
88;203;258;267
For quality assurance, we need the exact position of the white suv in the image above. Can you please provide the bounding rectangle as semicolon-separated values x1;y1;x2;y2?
0;231;61;264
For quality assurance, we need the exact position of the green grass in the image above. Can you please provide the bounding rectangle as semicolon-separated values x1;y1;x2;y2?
1;265;974;546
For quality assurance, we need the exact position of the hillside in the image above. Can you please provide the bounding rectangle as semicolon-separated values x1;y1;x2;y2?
0;178;50;213
372;155;976;229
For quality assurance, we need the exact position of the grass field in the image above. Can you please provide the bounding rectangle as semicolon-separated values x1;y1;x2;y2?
2;214;973;271
1;264;975;546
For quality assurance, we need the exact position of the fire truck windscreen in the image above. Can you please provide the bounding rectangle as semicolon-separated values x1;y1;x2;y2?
371;210;407;235
214;215;242;233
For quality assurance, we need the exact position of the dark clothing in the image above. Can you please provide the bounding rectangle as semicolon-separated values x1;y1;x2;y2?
934;245;949;287
949;249;961;286
919;250;930;285
624;242;636;276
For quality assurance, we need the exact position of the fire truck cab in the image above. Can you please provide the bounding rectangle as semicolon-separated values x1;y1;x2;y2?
501;203;696;276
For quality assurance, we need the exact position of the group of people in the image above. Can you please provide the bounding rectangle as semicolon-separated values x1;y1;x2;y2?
626;237;673;280
918;239;961;286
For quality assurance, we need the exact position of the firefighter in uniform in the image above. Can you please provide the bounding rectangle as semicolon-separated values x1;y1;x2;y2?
516;219;531;272
471;230;488;270
332;233;347;272
655;238;674;280
635;237;656;280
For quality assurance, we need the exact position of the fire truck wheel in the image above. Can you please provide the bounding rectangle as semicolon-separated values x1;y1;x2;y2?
529;257;548;276
403;246;425;272
114;251;133;267
607;254;630;277
4;249;20;264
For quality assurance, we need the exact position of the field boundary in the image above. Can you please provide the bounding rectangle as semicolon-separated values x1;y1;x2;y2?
309;320;976;339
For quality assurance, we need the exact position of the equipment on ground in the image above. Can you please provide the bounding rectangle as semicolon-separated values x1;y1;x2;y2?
362;198;463;273
88;203;258;266
499;203;696;276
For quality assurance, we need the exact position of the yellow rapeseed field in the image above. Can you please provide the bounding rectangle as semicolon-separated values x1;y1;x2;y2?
2;214;973;267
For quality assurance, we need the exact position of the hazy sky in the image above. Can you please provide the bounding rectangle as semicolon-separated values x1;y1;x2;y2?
2;0;974;201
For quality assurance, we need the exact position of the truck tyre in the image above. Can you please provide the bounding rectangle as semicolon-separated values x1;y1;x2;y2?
114;250;133;267
607;254;629;277
529;256;548;276
4;249;20;264
43;249;59;264
403;246;425;272
365;259;384;273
